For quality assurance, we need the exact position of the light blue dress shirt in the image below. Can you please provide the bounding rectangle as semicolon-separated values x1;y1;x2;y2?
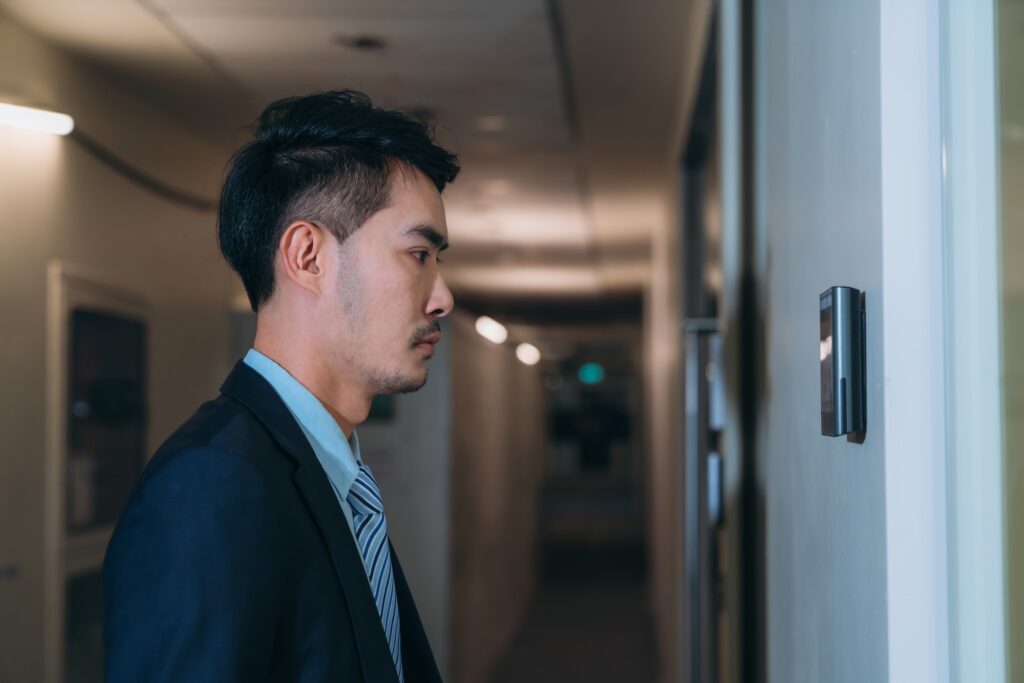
243;349;362;536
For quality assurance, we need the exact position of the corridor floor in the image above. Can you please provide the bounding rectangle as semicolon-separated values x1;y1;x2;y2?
490;545;658;683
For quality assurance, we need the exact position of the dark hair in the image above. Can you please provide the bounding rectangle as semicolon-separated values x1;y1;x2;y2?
218;90;460;311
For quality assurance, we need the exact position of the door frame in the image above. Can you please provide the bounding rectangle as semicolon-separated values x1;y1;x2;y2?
43;261;147;683
938;0;1008;679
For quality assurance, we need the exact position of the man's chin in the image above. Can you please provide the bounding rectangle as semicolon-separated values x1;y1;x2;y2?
371;368;429;395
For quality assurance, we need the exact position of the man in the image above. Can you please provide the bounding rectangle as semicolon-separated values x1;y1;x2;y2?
103;90;459;682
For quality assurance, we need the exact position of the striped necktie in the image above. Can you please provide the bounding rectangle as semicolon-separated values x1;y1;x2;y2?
347;463;404;682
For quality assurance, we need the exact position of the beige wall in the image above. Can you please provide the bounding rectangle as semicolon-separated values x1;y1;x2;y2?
0;15;235;681
449;312;546;683
1006;293;1023;683
358;329;453;680
350;309;550;683
643;189;686;683
1000;0;1024;675
641;6;714;683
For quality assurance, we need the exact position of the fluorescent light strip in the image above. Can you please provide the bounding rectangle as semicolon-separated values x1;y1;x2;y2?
0;102;74;136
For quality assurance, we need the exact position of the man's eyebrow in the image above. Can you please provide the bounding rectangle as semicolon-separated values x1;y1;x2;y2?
405;225;449;251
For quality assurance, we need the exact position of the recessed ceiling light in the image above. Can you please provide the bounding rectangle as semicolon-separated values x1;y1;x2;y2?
475;115;507;133
516;343;541;366
475;316;508;344
334;33;387;51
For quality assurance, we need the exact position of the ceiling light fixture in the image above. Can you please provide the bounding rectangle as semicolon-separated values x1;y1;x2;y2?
516;343;541;366
0;102;74;136
475;316;508;344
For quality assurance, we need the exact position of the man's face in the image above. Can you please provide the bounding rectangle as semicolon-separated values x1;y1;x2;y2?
321;166;453;396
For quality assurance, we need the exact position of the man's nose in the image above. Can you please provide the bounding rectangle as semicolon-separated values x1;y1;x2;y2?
427;271;454;318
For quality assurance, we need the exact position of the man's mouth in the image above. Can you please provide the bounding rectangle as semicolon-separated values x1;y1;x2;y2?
413;330;442;357
415;341;436;358
416;332;442;345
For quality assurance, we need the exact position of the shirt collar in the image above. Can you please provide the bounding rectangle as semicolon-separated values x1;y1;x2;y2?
243;348;360;497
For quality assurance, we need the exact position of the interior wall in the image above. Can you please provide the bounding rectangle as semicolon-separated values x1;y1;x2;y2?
1004;185;1024;683
754;2;890;681
449;312;546;683
1000;2;1024;679
878;2;950;680
0;15;234;682
357;329;453;680
643;190;685;683
643;2;714;680
716;2;750;682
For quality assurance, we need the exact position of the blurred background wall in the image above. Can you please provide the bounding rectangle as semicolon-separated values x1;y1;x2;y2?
0;15;238;682
450;313;546;683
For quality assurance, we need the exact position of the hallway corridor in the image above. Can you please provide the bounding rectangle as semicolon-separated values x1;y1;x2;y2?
491;545;658;683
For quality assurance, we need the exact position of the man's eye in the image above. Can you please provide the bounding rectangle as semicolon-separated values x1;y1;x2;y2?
413;251;429;264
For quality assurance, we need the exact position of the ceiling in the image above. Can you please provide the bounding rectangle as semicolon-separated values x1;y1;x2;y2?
0;0;705;304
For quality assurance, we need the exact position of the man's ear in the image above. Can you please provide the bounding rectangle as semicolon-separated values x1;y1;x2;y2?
278;220;328;296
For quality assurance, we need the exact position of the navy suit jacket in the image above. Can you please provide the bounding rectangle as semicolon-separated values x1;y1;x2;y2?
103;361;442;682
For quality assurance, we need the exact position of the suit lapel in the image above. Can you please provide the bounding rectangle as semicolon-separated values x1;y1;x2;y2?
220;362;399;683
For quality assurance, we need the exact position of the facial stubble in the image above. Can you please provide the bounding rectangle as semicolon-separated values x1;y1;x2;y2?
334;244;432;396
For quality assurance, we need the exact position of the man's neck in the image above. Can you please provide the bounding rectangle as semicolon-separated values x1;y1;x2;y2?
252;336;371;439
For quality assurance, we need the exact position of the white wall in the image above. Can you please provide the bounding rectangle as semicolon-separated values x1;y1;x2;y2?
0;15;234;682
756;2;890;681
879;2;950;681
753;0;950;681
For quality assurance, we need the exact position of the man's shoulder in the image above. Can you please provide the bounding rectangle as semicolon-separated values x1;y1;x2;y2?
111;393;293;546
155;393;254;455
141;393;283;489
104;394;295;608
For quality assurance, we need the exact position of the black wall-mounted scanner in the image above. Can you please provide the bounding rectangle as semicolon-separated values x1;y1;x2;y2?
820;286;866;438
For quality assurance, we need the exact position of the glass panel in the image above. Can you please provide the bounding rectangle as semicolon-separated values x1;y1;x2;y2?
1000;0;1024;678
65;570;105;682
67;308;147;534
